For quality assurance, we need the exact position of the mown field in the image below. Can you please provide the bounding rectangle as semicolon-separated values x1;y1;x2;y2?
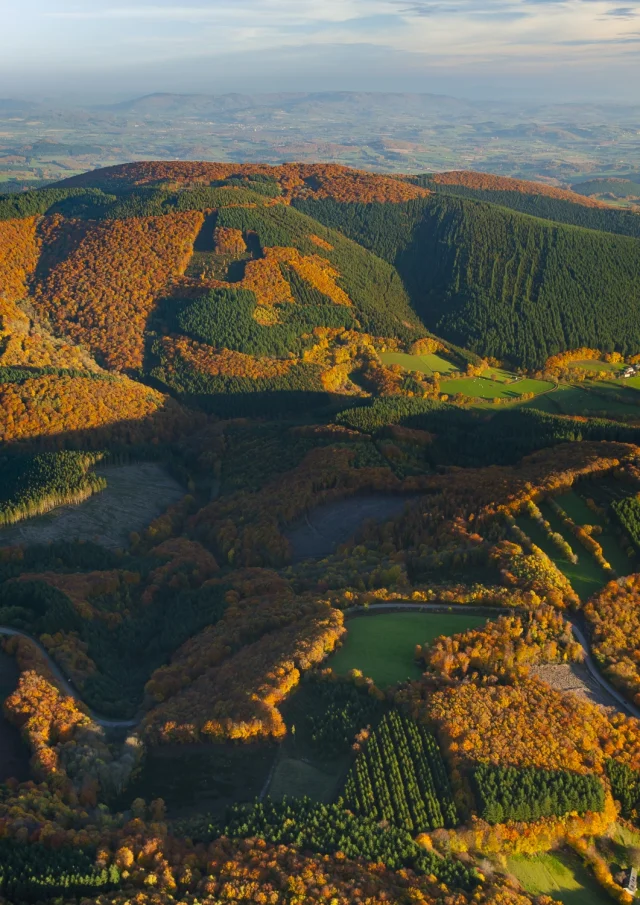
379;351;457;376
440;374;554;401
570;360;625;374
328;612;487;687
507;851;612;905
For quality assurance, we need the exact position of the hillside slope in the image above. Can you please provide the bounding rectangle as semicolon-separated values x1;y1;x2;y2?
5;160;640;378
294;192;640;368
54;161;430;204
411;170;640;239
0;165;430;419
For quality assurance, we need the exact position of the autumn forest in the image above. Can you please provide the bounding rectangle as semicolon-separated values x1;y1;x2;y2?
3;161;640;905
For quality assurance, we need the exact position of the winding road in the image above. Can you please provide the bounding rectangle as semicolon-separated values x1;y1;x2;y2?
345;603;640;720
0;626;138;729
2;601;639;729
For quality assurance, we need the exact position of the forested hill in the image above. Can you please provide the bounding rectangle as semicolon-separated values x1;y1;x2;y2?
3;160;640;371
0;167;430;425
293;193;640;368
52;160;430;204
409;170;640;240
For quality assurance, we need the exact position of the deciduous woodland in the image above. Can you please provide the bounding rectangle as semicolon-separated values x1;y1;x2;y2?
2;161;640;905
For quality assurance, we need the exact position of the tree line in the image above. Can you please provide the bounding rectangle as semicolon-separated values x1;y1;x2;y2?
416;176;640;240
0;840;119;903
336;399;640;467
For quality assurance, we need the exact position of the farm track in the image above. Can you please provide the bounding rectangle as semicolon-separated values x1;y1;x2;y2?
2;601;639;728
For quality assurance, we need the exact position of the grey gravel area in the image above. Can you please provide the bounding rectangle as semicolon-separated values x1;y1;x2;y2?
531;662;621;710
0;463;185;550
286;493;418;563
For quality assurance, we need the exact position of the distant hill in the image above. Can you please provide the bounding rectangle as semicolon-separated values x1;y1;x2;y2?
571;176;640;201
0;97;40;114
408;170;640;239
96;91;478;119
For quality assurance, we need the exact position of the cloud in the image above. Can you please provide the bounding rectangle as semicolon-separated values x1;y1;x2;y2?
2;0;639;101
603;5;638;15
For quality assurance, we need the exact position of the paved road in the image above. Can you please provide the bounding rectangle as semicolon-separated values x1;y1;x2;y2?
0;626;138;728
346;602;640;719
2;601;639;728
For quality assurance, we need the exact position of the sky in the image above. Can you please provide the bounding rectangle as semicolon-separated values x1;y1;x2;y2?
1;0;639;102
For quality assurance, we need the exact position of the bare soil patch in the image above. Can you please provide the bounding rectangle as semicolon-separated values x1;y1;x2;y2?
286;493;415;562
531;662;620;710
0;463;184;550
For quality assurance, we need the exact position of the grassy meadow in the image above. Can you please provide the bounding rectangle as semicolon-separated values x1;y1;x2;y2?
517;487;634;599
379;351;457;376
507;851;613;905
328;611;487;687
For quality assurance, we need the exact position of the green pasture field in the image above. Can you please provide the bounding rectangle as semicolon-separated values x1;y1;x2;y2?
516;511;605;601
484;367;515;383
530;383;640;419
598;822;640;879
583;380;640;408
521;391;564;414
379;351;457;376
507;851;612;905
569;359;625;373
328;612;487;687
558;490;633;577
439;375;553;400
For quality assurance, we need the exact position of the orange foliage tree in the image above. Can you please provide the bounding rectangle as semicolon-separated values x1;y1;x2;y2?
35;212;203;370
419;606;583;682
58;161;430;203
584;574;640;706
0;373;195;446
142;605;344;744
399;675;640;776
212;226;247;255
0;215;39;302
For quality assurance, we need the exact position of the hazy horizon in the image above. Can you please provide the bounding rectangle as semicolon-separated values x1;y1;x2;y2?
2;0;640;104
